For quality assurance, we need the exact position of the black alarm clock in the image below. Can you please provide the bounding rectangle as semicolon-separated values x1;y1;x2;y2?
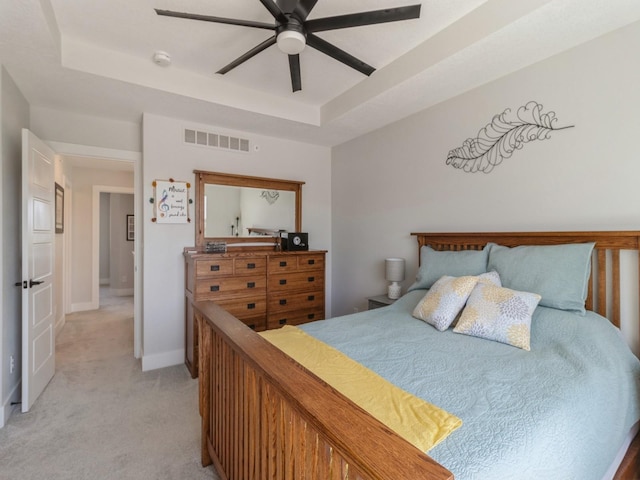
281;232;308;251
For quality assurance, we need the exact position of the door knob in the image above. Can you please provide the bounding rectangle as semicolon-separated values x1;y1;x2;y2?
29;279;44;288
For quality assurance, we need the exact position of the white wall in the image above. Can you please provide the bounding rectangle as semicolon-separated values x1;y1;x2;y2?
332;22;640;351
68;167;133;310
0;66;29;426
108;193;134;294
99;193;110;284
53;156;68;335
141;113;332;370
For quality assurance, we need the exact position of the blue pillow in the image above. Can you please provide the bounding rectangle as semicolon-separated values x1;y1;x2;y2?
408;245;489;291
486;242;595;314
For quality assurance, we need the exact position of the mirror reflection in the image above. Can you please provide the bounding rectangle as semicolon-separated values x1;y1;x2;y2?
204;184;296;237
194;170;303;247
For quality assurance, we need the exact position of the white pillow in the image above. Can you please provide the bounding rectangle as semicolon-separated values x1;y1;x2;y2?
412;275;479;331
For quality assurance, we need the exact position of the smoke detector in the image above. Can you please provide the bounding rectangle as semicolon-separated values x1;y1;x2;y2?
152;50;171;67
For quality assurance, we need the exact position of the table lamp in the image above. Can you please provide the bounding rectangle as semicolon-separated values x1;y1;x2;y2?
385;258;405;300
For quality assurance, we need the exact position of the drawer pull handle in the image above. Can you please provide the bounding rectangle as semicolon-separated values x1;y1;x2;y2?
308;276;315;282
210;265;220;272
308;295;315;301
307;314;315;320
210;285;220;292
280;261;287;267
247;282;255;288
247;263;256;269
279;299;287;305
279;279;287;285
248;324;256;330
308;259;315;265
279;319;287;325
247;303;256;310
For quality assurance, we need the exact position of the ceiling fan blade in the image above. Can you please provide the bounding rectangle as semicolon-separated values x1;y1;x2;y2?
258;0;288;24
288;54;302;92
293;0;319;21
306;33;374;76
305;5;421;32
217;36;277;75
155;9;274;30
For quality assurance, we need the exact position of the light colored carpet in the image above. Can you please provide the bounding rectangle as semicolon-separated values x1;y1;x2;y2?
0;289;217;480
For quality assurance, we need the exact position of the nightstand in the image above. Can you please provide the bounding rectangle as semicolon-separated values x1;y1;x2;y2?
367;294;397;310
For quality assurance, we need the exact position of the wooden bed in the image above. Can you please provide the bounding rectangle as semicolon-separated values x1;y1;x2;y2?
193;230;640;480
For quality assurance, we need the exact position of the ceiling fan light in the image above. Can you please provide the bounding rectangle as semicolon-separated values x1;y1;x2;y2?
277;30;306;55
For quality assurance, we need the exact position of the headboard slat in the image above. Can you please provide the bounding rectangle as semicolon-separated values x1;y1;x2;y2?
597;249;607;318
612;249;621;328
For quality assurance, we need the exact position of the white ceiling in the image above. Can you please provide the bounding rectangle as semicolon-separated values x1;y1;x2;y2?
1;0;639;147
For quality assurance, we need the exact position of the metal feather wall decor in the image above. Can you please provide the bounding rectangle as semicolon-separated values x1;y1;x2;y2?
261;190;280;205
446;101;574;174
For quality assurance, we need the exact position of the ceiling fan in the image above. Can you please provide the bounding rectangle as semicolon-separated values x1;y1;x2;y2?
155;0;421;92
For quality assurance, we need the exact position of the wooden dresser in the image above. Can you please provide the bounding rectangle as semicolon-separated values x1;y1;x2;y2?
184;249;326;377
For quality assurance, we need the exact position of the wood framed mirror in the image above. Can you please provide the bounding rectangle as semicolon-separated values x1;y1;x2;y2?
194;170;304;248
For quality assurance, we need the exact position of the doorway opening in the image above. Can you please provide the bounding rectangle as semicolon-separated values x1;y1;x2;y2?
99;191;134;314
51;142;142;359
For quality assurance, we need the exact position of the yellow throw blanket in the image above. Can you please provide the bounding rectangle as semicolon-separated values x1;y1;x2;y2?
260;326;462;452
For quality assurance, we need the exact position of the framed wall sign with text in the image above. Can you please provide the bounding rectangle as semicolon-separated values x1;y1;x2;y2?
152;179;191;224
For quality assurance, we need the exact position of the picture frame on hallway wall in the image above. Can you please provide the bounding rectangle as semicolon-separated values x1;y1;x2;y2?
55;182;64;234
126;214;134;241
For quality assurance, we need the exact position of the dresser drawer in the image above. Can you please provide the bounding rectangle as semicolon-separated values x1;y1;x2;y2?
269;290;324;313
234;257;266;275
195;258;234;277
296;253;325;271
267;307;324;329
215;297;267;319
194;276;266;300
269;271;324;292
268;256;298;273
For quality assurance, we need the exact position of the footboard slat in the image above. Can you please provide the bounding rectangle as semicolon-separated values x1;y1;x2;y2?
195;301;453;480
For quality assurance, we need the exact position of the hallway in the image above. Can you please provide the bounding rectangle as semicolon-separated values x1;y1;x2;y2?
0;291;215;479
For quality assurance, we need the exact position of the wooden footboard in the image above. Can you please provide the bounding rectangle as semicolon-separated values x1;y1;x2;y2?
194;300;453;480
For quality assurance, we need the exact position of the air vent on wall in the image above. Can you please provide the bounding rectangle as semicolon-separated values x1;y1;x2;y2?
184;128;250;153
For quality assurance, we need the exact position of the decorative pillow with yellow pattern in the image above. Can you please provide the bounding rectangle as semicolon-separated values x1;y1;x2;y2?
453;283;541;350
412;275;479;331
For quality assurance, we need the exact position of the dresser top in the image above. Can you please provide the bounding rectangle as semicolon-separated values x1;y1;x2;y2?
184;248;326;259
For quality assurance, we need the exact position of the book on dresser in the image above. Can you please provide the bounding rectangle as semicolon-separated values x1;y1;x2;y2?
183;248;326;378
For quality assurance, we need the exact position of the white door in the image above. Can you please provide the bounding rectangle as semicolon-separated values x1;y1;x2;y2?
21;129;56;413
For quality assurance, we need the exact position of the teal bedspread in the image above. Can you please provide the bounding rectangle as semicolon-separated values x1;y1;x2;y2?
299;290;640;480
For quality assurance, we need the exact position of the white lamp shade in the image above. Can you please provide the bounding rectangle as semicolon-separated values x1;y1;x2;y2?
385;258;405;282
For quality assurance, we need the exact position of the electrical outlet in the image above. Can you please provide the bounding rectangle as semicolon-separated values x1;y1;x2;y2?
353;307;359;313
121;275;127;283
9;355;15;374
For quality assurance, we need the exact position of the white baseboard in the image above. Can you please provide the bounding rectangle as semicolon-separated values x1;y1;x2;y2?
111;288;134;297
70;301;98;313
141;349;184;372
1;381;21;428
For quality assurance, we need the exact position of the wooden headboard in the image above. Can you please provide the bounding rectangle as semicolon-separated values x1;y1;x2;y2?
412;231;640;332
